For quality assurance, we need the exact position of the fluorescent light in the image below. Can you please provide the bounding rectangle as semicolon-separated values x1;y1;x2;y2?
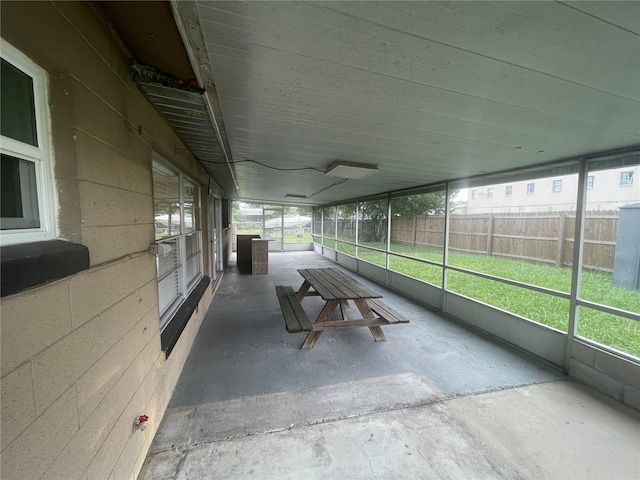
325;161;378;180
285;194;307;199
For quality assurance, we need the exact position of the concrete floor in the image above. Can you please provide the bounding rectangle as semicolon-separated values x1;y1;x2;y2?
140;252;640;479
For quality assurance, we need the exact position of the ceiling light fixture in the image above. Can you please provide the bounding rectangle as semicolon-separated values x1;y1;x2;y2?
325;161;379;180
285;194;307;199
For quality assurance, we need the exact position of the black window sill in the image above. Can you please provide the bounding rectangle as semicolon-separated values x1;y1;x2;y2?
1;239;90;297
161;276;210;357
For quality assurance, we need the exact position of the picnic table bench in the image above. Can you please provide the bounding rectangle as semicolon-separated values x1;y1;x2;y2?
275;267;409;349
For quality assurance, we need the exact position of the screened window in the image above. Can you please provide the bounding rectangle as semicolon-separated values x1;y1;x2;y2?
322;206;336;248
487;187;494;199
471;189;478;200
312;208;322;242
0;43;55;245
357;198;388;266
505;185;512;197
336;203;356;256
620;171;634;186
527;183;535;194
552;179;562;192
284;206;312;244
152;155;203;329
587;175;594;190
389;189;445;287
579;162;640;358
448;171;580;332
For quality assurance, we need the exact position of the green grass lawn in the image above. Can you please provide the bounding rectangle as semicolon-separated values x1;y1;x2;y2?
284;233;312;243
336;241;356;256
332;240;640;357
235;232;312;243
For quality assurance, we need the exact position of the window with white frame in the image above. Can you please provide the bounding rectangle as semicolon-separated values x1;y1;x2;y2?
505;185;512;197
527;182;535;194
487;187;494;199
620;171;634;186
152;155;203;329
471;189;478;200
587;175;594;190
1;41;56;245
552;179;562;192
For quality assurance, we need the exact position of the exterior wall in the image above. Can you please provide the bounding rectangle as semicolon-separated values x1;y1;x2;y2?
569;341;640;411
1;3;217;480
464;166;640;214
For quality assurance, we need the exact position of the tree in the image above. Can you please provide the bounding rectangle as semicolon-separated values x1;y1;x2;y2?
359;192;454;242
232;201;242;222
391;192;449;217
358;199;388;243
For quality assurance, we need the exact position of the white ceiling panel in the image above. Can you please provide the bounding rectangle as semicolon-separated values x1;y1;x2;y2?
187;0;640;204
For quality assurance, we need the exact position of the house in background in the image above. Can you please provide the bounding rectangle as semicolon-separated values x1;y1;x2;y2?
236;207;264;223
464;165;640;214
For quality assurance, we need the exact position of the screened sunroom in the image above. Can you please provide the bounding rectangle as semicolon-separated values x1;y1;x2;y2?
1;2;638;479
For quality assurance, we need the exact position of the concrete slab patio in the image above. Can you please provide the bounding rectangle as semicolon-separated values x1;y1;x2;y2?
139;252;640;479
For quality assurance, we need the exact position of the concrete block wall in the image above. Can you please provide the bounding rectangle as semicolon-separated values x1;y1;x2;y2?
569;341;640;411
1;2;216;479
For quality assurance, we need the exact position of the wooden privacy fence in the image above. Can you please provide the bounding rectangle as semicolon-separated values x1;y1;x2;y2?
391;211;619;272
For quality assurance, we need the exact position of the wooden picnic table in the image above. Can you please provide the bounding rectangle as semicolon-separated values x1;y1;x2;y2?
275;267;409;349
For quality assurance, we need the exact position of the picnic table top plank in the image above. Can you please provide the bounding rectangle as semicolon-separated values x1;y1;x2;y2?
297;269;337;299
297;267;381;300
297;269;342;299
324;268;379;298
312;268;361;299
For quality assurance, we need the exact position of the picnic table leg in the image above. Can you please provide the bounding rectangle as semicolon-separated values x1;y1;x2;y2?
300;332;322;350
300;300;340;349
354;299;387;342
339;300;351;320
368;326;386;342
296;280;311;302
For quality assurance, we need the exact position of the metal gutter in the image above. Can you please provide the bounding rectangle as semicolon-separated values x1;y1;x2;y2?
169;0;240;197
